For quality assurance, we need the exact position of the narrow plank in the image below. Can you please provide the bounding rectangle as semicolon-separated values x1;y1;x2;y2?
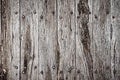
111;0;120;80
0;0;1;46
38;0;58;80
91;0;111;80
0;0;2;78
75;0;94;80
0;0;1;68
20;0;39;80
1;0;12;80
57;0;76;80
9;0;20;79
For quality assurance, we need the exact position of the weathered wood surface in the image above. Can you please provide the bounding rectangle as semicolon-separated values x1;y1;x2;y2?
0;0;120;80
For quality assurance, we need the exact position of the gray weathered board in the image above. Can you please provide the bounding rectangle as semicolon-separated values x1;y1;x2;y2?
0;0;120;80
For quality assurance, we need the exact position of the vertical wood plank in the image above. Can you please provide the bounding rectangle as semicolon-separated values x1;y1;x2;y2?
0;0;1;70
57;0;76;80
76;0;94;80
9;0;20;79
0;0;2;78
20;0;39;80
38;0;58;80
0;0;1;46
1;0;12;80
91;0;111;80
111;0;120;80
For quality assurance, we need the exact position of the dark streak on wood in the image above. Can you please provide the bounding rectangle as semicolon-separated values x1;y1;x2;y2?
113;40;116;77
77;0;90;15
23;25;31;74
77;0;93;80
1;0;9;79
56;38;60;80
110;24;113;39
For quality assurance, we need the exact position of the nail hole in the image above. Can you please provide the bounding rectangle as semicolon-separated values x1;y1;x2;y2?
15;12;18;14
70;11;73;15
52;65;55;69
34;66;37;69
94;15;98;19
14;66;18;69
40;15;43;19
22;15;25;19
40;71;43;75
112;16;115;19
33;10;36;14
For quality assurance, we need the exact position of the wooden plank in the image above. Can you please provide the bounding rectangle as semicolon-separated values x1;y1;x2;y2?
9;0;20;80
0;0;1;68
0;0;1;46
20;0;39;80
111;0;120;80
1;0;12;80
0;0;2;78
91;0;111;80
1;0;20;80
38;0;58;80
75;0;93;80
57;0;76;80
76;0;111;80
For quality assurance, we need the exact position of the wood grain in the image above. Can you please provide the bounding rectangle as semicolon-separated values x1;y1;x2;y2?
57;0;76;80
111;0;120;80
10;0;20;79
20;0;39;80
1;0;12;79
0;0;120;80
38;0;58;80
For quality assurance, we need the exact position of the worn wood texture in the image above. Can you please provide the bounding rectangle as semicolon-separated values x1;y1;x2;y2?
57;0;76;80
38;0;57;80
20;0;39;80
0;0;120;80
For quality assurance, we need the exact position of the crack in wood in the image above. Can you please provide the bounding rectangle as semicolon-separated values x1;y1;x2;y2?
56;39;60;80
110;24;113;40
23;25;31;74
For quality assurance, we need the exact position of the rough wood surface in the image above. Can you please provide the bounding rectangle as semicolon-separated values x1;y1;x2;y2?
57;0;76;80
0;0;120;80
20;0;39;80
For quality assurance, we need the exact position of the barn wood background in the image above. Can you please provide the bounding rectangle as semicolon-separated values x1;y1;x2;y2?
0;0;120;80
